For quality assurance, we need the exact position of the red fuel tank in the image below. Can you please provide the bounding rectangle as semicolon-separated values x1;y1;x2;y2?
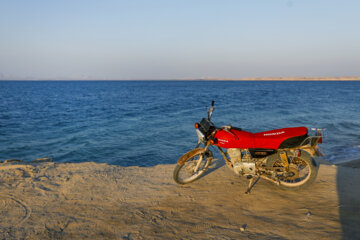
214;129;255;149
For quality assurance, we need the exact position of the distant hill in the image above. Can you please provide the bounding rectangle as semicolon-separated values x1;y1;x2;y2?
200;76;360;81
243;76;360;81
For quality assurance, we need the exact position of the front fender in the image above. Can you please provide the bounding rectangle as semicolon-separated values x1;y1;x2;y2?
177;148;212;166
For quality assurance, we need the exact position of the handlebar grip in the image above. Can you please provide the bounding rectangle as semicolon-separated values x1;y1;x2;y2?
211;100;215;106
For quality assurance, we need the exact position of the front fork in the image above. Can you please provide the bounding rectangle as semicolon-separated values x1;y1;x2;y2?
194;139;202;149
193;141;212;173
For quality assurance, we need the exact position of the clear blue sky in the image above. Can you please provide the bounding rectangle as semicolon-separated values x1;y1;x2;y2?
0;0;359;80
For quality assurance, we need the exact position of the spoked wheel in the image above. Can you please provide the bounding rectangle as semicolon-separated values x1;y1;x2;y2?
173;148;213;184
267;151;318;190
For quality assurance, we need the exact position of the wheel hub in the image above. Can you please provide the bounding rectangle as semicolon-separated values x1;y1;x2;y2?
284;164;299;180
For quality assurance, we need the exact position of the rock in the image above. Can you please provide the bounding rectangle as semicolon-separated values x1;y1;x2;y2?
240;224;247;232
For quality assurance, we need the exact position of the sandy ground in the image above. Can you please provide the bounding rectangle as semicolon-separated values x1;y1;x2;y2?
0;158;359;239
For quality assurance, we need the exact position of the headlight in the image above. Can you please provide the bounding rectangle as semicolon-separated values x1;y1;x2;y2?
196;129;205;141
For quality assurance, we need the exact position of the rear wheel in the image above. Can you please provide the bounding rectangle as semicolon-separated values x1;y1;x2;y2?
267;151;318;190
173;148;213;184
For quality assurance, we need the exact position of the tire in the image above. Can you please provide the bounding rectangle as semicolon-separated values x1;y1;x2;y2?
173;148;213;185
267;150;318;190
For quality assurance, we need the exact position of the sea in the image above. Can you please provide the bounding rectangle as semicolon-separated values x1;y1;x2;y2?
1;80;360;166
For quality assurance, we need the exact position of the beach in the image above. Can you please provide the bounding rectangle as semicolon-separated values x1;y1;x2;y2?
0;159;359;239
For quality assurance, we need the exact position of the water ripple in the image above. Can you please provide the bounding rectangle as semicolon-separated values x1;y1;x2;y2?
1;80;360;165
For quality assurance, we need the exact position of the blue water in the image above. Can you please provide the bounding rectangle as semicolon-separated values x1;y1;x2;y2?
1;80;360;166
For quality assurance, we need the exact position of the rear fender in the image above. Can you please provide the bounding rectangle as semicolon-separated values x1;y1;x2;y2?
295;149;318;167
298;145;323;158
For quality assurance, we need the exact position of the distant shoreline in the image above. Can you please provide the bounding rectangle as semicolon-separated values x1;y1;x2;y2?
1;76;360;81
199;76;360;81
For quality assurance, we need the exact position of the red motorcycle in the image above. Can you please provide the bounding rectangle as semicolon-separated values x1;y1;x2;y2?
173;101;324;193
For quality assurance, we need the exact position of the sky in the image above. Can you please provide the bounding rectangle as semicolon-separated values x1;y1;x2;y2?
0;0;359;80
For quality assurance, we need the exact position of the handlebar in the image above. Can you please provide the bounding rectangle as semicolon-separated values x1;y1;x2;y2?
208;100;215;120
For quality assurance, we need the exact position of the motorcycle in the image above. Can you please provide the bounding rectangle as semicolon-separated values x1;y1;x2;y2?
173;101;324;193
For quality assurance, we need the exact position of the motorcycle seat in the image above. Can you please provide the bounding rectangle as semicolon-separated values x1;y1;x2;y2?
253;127;308;149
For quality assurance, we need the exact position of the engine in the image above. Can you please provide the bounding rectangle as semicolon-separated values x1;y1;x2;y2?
227;148;256;175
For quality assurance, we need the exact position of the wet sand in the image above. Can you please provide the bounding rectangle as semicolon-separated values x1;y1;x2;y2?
1;159;359;239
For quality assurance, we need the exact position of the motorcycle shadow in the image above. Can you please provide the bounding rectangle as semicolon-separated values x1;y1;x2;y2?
202;158;226;178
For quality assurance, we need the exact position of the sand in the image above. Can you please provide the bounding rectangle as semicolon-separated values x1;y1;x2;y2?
0;158;359;239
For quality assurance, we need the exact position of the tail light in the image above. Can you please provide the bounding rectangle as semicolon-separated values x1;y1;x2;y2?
315;131;323;144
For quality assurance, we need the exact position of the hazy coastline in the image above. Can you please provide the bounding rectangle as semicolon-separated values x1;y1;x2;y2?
1;76;360;81
198;76;360;81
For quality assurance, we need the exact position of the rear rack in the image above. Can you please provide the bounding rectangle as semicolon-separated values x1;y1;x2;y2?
300;128;326;146
310;128;326;134
300;136;321;146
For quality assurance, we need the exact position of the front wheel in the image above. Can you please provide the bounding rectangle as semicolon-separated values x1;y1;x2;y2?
267;151;318;190
173;148;213;184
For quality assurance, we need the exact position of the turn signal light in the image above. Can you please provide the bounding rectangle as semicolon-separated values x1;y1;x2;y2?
209;138;217;145
195;123;199;129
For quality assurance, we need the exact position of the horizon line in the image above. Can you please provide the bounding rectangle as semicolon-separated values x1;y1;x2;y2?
1;76;360;81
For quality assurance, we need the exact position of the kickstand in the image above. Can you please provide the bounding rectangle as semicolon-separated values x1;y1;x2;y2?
245;175;260;194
